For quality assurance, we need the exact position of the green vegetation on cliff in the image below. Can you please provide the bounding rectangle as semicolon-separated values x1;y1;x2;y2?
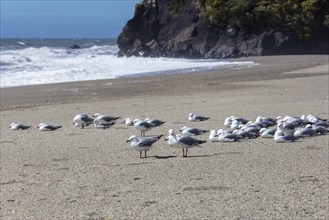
205;0;329;39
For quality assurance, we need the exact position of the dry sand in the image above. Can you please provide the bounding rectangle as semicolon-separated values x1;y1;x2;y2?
0;55;328;219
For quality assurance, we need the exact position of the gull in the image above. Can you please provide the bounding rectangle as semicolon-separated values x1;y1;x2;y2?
188;113;210;122
209;129;233;141
133;119;155;136
93;113;121;127
277;122;297;135
145;118;165;126
126;135;163;158
179;126;209;135
94;120;115;129
259;127;277;138
293;127;316;137
73;114;94;128
9;123;31;130
302;114;327;124
232;129;258;139
255;116;276;125
217;131;241;142
274;130;298;143
209;130;219;142
37;123;62;131
314;121;329;128
309;124;328;135
123;118;134;126
239;124;261;134
165;129;206;157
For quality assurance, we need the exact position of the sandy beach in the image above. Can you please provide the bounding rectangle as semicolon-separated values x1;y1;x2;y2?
1;55;328;219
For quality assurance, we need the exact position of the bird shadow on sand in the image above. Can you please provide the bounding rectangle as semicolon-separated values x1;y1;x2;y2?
183;154;217;158
152;155;177;159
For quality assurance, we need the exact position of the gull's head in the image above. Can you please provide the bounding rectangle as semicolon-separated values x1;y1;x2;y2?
133;119;141;124
123;118;133;124
126;135;137;143
179;126;187;132
37;123;45;128
9;123;16;128
168;129;175;135
259;127;266;133
93;113;101;118
209;130;218;137
305;124;312;128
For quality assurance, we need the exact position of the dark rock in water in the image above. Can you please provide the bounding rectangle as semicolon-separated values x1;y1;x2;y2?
69;44;81;49
117;0;329;58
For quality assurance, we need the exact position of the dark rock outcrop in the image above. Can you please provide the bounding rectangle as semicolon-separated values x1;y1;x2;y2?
117;0;329;58
69;44;81;49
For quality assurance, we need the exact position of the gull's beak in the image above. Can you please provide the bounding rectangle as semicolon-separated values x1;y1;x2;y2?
126;140;130;143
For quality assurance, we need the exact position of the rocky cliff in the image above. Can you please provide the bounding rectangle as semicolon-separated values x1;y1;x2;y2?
117;0;329;58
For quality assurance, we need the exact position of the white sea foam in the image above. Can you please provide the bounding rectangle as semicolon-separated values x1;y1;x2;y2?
0;44;256;87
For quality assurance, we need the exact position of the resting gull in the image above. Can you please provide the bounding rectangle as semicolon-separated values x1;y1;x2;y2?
73;114;94;129
165;129;206;157
145;118;165;126
179;126;209;135
37;123;62;131
209;130;219;142
93;113;120;129
188;113;210;122
274;130;298;143
123;118;134;126
9;123;31;130
259;127;277;138
217;131;241;142
126;135;163;158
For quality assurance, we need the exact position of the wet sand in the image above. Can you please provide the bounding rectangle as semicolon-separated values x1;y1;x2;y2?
0;55;328;219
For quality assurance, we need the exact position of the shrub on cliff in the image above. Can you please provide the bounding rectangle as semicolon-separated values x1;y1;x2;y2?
205;0;329;39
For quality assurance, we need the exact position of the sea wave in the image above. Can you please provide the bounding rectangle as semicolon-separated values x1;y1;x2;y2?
0;42;256;87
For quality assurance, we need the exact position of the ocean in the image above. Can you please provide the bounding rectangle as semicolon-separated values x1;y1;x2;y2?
0;38;256;88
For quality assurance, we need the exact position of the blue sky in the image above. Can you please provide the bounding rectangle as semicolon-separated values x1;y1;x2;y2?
0;0;140;38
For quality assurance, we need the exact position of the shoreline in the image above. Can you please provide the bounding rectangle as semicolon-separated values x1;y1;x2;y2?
1;55;328;111
1;54;328;219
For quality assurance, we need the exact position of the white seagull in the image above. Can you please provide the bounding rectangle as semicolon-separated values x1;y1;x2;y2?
123;118;134;126
165;129;206;157
145;118;165;126
259;127;277;138
37;123;62;131
126;135;163;158
73;114;94;128
133;119;155;136
188;113;210;122
179;126;209;135
93;113;120;129
209;130;219;142
274;130;298;143
9;123;31;130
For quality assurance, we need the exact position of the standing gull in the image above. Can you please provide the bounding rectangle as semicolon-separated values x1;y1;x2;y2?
9;123;31;130
133;119;155;136
126;135;163;158
188;113;210;122
165;129;206;157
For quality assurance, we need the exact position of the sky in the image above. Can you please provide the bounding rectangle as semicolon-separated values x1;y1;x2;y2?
0;0;141;38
